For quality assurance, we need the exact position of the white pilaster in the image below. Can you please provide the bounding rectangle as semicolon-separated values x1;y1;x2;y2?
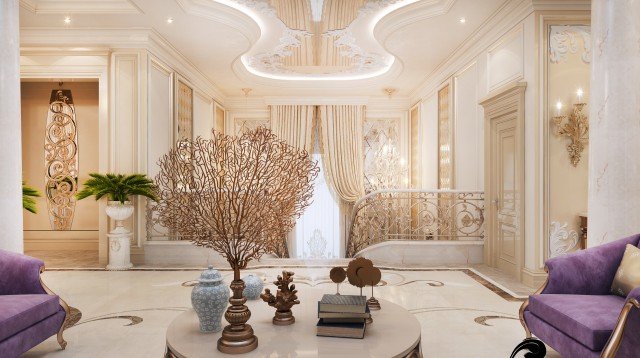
0;0;24;253
588;0;640;246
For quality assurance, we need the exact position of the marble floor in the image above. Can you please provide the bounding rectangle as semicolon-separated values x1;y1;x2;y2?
23;267;558;358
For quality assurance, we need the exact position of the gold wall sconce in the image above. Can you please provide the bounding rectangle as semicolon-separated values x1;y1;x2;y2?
552;88;589;166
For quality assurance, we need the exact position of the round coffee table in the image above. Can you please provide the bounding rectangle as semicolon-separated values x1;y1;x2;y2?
166;291;421;357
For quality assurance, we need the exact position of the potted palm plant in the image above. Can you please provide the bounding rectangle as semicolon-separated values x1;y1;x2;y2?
23;181;41;214
76;173;158;270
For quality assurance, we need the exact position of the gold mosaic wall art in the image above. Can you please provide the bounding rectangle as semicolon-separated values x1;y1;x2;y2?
44;89;78;230
176;80;193;142
438;85;452;190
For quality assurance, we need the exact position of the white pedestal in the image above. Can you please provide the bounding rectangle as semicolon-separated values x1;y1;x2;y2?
106;227;133;270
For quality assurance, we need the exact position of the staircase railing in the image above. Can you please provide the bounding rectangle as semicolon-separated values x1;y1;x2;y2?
346;189;485;257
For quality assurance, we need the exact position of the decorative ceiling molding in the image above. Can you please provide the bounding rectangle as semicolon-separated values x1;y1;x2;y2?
224;95;410;110
374;0;456;40
19;0;143;14
173;0;260;43
549;25;591;64
19;28;226;104
204;0;459;81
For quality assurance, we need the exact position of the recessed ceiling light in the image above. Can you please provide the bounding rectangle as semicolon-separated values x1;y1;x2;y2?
64;16;71;24
459;17;466;24
166;17;174;24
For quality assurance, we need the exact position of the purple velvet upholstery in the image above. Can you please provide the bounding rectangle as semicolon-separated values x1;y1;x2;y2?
543;234;640;296
0;250;66;357
524;311;600;358
0;295;62;341
0;311;65;358
523;235;640;358
0;250;47;295
528;294;625;350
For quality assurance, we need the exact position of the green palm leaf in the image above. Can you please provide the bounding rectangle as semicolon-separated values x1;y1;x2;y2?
22;181;41;214
76;173;158;203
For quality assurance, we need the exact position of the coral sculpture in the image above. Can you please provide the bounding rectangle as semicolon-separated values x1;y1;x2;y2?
260;271;300;325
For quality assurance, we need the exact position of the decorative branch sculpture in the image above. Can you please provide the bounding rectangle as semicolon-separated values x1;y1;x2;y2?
260;270;300;325
154;127;318;353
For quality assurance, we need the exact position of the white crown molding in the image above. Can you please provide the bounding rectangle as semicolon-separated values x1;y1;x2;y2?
531;0;591;11
19;28;227;104
409;0;591;102
410;0;535;102
19;0;143;14
224;95;411;111
173;0;260;44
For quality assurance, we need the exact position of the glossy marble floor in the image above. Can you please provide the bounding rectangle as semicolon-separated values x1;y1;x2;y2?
23;267;559;357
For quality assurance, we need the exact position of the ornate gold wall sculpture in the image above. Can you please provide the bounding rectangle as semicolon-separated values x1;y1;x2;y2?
44;89;78;231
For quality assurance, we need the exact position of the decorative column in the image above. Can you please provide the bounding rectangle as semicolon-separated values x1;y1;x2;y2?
588;0;640;246
0;0;24;253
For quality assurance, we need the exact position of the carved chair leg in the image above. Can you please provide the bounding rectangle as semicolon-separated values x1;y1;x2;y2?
57;330;67;350
510;338;546;358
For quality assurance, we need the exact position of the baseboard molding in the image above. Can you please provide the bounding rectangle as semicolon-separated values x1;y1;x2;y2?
24;230;98;251
521;267;547;289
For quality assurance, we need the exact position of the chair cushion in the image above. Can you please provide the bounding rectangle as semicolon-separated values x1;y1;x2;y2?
528;294;625;351
0;294;61;342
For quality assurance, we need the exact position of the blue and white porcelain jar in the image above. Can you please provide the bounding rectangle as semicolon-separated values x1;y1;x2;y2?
242;273;264;300
191;266;229;333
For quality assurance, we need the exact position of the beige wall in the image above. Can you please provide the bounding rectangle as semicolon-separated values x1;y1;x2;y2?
546;24;590;258
21;81;100;250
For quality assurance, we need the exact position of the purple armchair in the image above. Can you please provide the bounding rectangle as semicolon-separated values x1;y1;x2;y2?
0;250;69;357
516;234;640;358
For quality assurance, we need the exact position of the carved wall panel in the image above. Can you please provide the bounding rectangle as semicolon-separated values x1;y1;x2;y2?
363;118;402;193
233;118;271;135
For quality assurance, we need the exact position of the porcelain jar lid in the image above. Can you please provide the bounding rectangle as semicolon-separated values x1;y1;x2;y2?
198;265;224;285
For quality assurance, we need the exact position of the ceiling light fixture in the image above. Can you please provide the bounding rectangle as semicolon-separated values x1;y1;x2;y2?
64;16;71;24
166;17;174;24
384;88;397;98
459;17;466;24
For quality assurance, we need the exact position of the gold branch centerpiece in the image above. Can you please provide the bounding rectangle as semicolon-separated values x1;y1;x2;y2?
154;127;318;354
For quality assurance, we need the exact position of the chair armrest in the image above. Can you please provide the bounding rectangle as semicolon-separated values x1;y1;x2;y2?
601;288;640;358
542;235;639;295
0;249;47;295
627;287;640;302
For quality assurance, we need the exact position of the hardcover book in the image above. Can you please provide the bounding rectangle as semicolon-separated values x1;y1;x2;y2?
318;294;367;313
316;319;366;339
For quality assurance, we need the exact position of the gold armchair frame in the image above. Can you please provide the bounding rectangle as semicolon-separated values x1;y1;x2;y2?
39;266;71;349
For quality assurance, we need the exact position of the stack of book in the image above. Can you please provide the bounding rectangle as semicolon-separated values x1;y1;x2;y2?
316;294;370;339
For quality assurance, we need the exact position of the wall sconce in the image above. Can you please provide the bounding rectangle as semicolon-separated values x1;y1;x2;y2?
552;88;589;166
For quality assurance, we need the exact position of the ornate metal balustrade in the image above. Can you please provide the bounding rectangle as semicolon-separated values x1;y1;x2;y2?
346;190;485;257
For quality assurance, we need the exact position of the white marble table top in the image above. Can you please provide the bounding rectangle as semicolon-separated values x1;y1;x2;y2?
166;290;421;358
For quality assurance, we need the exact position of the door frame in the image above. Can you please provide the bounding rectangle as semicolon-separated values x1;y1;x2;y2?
20;49;110;263
480;81;526;279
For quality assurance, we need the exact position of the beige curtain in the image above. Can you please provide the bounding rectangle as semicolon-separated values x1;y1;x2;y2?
270;105;316;257
270;105;315;153
319;105;366;256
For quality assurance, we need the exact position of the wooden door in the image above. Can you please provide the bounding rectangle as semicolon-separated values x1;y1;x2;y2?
481;82;525;280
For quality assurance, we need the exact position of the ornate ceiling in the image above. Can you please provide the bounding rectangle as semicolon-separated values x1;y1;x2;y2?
216;0;419;80
19;0;509;96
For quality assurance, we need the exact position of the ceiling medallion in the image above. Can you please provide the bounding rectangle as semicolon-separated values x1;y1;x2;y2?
216;0;418;81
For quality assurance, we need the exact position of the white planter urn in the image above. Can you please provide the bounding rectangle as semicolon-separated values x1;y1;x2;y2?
105;201;134;270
